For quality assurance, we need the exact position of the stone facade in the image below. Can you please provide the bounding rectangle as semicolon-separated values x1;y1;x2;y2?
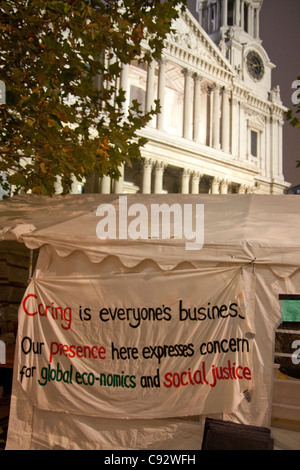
80;0;289;196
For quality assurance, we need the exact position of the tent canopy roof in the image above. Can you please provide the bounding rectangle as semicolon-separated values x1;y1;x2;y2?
0;194;299;274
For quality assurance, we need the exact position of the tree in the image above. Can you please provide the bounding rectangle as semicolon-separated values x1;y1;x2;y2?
0;0;186;196
285;77;300;168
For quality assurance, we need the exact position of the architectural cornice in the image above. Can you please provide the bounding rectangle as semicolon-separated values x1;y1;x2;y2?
138;127;262;179
231;81;287;117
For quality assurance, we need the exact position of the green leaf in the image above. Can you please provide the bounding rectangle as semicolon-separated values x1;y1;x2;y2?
0;0;187;196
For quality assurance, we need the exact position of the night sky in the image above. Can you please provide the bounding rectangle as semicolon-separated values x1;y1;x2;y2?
256;0;300;187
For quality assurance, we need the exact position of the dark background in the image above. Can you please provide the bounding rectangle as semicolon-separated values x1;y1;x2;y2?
260;0;300;188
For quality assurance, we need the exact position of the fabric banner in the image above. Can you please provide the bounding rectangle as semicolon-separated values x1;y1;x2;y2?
15;266;254;419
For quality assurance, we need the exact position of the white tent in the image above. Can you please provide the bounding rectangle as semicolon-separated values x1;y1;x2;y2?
0;193;300;450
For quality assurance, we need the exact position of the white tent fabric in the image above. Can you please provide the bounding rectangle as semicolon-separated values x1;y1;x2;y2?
0;193;299;274
0;194;300;450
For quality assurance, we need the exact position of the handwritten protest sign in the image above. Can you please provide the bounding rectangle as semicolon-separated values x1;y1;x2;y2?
15;266;253;419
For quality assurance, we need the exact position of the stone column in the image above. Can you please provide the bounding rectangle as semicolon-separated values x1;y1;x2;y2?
239;102;246;160
265;116;271;179
212;85;221;149
154;161;166;194
221;87;230;153
198;3;204;26
101;175;111;194
142;159;153;194
254;8;260;39
146;59;155;127
191;172;201;194
251;5;255;36
248;4;253;36
113;165;124;194
241;0;244;30
235;0;241;26
193;74;202;142
157;58;166;131
260;126;266;176
271;116;278;179
207;5;212;33
54;176;63;194
70;176;83;194
278;119;284;178
220;179;229;194
183;69;193;140
238;184;246;194
231;96;239;157
211;177;220;194
216;1;221;30
222;0;228;26
207;86;213;147
181;168;190;194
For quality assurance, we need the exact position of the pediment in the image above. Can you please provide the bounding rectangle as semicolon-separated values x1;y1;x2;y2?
166;9;235;76
247;115;265;131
